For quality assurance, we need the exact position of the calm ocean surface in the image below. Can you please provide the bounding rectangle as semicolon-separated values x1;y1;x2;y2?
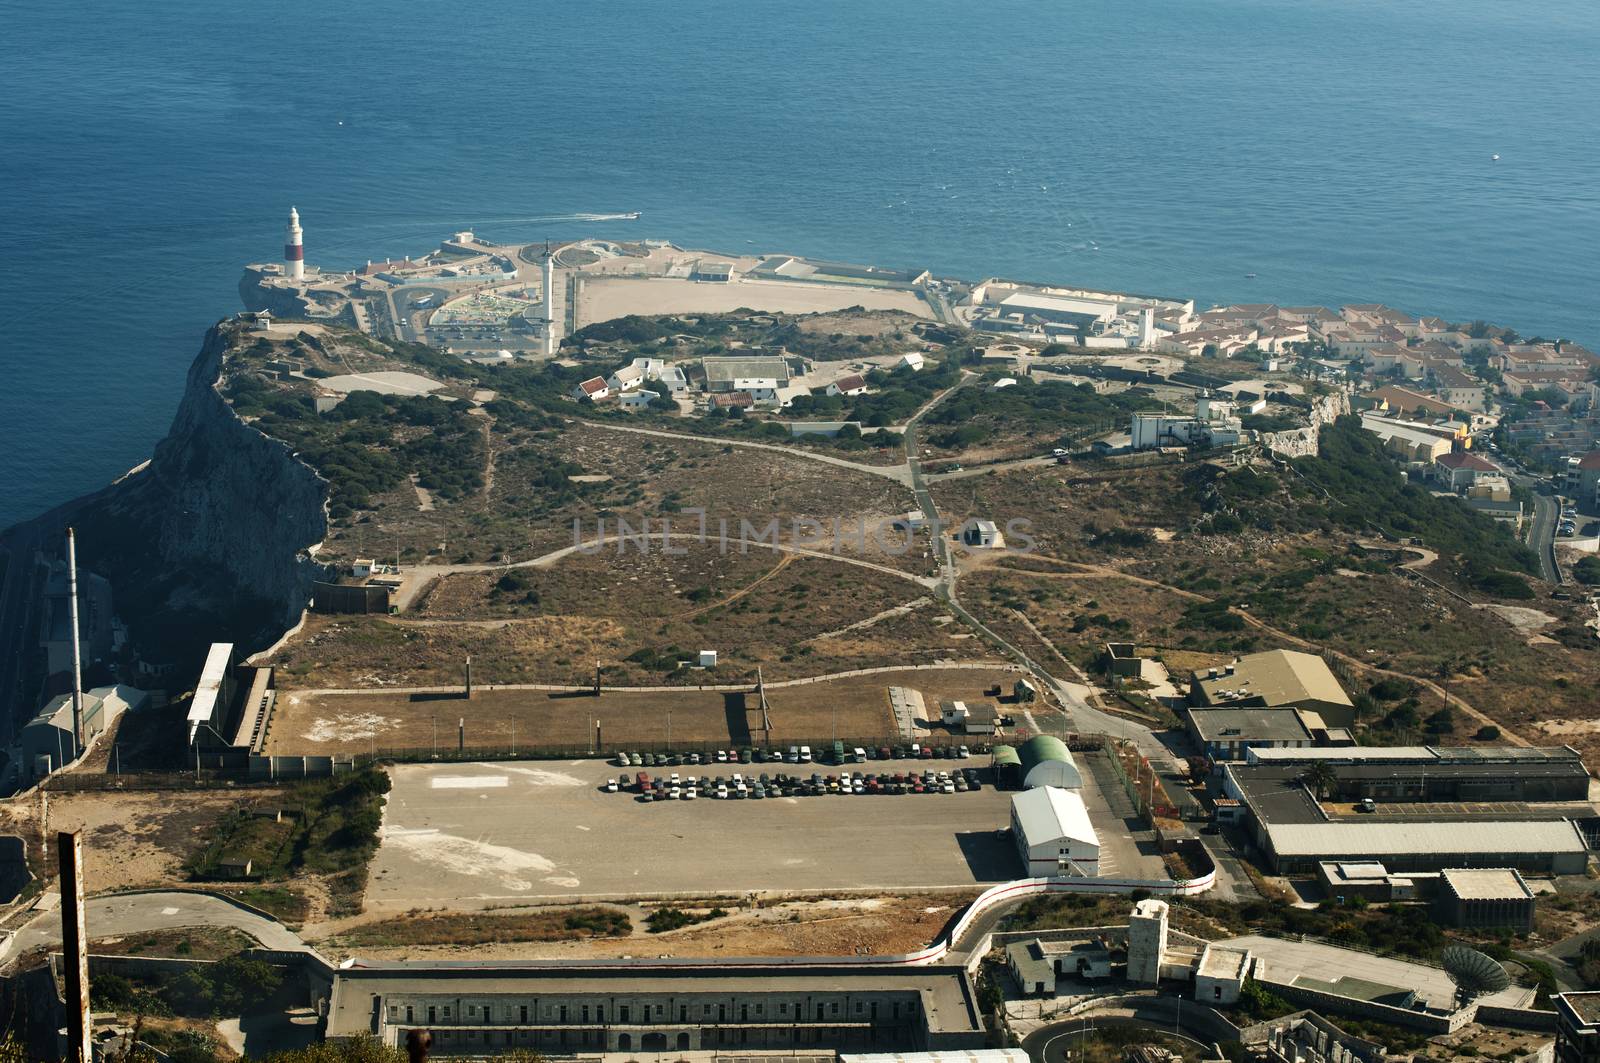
2;0;1597;528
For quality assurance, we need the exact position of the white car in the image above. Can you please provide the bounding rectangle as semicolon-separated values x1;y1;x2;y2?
683;786;698;800
957;745;969;759
669;773;681;786
716;784;729;799
799;746;813;763
786;746;800;763
615;752;631;767
715;750;729;763
668;785;682;800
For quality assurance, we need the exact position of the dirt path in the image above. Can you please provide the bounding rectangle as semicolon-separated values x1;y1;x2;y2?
804;597;933;643
576;419;914;486
399;533;937;611
676;552;793;620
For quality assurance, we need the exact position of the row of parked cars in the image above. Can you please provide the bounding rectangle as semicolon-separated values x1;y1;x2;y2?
608;766;987;801
613;743;973;769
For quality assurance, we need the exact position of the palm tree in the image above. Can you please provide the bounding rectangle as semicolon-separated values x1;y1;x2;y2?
1301;761;1337;800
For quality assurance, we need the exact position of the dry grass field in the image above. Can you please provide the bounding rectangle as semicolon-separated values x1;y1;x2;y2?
317;420;924;572
261;664;1022;755
267;543;980;689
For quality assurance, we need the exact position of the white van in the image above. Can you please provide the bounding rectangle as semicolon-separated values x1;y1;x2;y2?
799;745;813;762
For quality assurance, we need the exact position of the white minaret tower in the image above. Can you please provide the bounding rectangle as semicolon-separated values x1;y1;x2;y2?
541;243;558;356
284;206;305;282
1139;306;1156;349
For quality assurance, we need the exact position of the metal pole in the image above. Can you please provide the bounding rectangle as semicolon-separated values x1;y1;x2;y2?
510;718;515;757
432;715;437;758
59;830;91;1063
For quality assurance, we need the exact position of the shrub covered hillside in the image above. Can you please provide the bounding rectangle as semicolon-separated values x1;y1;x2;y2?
1191;416;1539;595
227;379;486;518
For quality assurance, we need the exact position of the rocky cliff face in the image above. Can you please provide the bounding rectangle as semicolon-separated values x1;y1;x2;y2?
1261;390;1352;459
148;324;330;628
73;322;330;661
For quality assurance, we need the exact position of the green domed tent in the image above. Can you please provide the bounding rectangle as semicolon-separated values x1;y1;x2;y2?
1019;735;1083;789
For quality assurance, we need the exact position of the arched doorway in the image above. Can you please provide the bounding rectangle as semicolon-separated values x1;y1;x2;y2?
617;1033;631;1051
677;1032;691;1050
642;1032;668;1051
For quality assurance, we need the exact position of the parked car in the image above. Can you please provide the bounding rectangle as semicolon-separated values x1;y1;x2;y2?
715;750;729;763
604;777;619;793
957;745;970;759
716;784;729;799
683;785;698;800
614;752;631;767
799;746;813;763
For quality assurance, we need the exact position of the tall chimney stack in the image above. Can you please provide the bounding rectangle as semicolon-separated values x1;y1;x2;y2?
66;528;84;760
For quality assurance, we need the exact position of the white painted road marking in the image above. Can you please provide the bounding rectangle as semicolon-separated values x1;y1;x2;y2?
429;775;509;789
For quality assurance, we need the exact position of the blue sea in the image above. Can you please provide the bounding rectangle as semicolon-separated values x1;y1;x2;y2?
3;0;1597;528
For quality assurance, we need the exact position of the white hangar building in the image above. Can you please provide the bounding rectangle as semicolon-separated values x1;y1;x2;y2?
1010;786;1100;877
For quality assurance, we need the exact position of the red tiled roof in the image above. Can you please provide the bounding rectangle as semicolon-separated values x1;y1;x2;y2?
1436;451;1497;471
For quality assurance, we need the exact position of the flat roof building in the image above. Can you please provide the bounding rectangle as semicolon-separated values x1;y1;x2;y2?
327;960;985;1055
1190;649;1355;727
1556;992;1600;1063
1186;707;1314;761
702;355;790;393
1438;868;1536;933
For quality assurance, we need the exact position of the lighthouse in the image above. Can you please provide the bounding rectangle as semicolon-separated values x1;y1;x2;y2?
284;207;305;281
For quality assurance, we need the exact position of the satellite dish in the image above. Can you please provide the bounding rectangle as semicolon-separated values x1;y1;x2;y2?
1441;946;1511;1008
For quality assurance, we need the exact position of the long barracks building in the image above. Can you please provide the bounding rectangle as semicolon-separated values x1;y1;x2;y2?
326;960;987;1057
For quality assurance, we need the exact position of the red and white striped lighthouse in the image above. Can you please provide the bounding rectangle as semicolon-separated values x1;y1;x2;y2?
284;206;304;281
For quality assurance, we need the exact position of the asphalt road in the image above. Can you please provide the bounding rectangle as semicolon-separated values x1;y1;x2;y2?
1528;493;1560;583
4;891;307;966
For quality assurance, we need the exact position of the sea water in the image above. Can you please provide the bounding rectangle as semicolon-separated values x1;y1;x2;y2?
2;0;1596;527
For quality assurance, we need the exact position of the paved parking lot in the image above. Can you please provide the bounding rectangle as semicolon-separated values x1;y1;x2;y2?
368;751;1165;910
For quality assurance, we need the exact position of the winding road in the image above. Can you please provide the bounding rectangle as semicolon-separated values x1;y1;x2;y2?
1;891;307;968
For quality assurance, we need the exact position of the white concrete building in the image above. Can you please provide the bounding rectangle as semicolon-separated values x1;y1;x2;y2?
898;351;925;371
826;373;869;397
1195;945;1256;1005
572;377;610;402
1010;786;1100;877
606;364;646;393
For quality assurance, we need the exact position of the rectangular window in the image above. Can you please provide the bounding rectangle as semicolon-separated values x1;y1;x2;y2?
582;1006;589;1022
596;1005;604;1022
520;1006;528;1023
469;1006;477;1017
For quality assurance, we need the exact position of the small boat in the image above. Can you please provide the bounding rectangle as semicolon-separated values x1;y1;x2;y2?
625;211;642;219
1245;272;1257;278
